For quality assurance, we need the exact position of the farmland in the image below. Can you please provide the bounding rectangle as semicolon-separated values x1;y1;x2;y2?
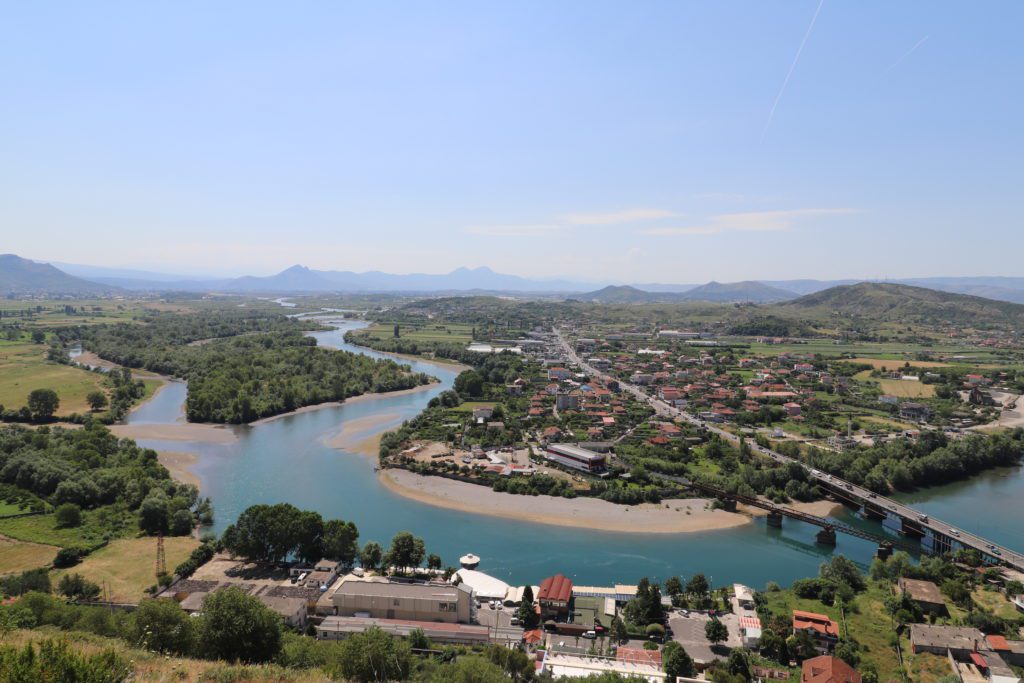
0;535;58;574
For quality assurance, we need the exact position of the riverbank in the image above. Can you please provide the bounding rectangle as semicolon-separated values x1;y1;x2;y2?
378;468;755;534
157;450;200;488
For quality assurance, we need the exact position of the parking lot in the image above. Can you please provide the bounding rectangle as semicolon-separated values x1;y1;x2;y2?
666;610;740;664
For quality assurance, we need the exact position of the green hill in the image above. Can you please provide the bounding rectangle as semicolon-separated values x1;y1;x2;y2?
780;282;1024;326
0;254;116;296
680;280;796;303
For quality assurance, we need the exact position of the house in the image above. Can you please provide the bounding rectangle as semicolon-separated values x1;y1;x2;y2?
738;615;763;649
801;655;861;683
556;392;581;411
538;573;573;618
325;578;473;624
630;373;654;385
878;394;899;405
909;624;985;657
783;402;802;417
548;367;571;381
968;386;997;406
486;421;505;431
898;578;946;615
899;402;933;422
472;406;494;421
793;610;840;653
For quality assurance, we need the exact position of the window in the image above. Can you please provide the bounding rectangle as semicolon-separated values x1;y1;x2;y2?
439;603;449;612
393;599;401;606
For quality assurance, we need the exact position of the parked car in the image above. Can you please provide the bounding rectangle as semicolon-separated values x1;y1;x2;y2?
583;631;597;639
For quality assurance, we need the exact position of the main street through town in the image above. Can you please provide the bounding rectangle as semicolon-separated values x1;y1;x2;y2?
553;329;1024;572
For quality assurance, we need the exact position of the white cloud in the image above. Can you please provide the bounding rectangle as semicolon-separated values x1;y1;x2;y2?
641;208;857;236
464;224;567;237
562;208;676;226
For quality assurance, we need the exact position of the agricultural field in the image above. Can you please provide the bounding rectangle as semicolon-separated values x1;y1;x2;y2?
0;508;137;548
854;371;937;399
360;321;476;344
0;535;58;574
0;341;107;415
52;536;200;602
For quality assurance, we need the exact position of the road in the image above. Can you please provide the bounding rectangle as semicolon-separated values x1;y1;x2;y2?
553;329;1024;571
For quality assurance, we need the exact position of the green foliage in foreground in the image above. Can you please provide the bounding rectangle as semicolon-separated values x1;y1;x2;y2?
0;638;130;683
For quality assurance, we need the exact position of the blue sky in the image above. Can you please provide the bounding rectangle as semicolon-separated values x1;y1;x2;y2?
2;2;1021;282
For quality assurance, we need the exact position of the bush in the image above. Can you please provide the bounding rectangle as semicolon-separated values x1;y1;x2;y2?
0;638;131;682
57;573;101;601
53;547;88;569
54;503;82;528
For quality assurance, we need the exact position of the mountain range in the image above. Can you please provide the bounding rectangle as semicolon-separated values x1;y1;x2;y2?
5;254;1024;306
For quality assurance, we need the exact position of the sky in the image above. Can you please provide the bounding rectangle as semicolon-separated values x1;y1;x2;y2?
2;2;1022;283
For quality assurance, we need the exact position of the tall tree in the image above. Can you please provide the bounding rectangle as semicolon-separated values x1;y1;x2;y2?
27;389;59;421
322;519;360;565
517;585;539;629
199;586;282;663
663;641;695;681
360;541;383;570
384;531;426;572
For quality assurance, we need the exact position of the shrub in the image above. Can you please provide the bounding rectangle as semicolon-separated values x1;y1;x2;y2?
53;547;88;569
54;503;82;528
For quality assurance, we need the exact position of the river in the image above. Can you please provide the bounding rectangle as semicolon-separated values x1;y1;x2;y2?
122;320;1024;589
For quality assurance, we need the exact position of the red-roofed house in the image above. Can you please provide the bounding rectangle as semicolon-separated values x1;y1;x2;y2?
801;656;861;683
538;573;573;618
793;610;840;653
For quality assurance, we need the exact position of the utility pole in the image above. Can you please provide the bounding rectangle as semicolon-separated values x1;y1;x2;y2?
156;533;166;579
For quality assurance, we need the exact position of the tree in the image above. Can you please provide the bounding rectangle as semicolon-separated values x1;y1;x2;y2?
131;598;195;655
820;555;866;593
138;491;170;535
334;626;411;682
384;531;426;573
323;519;360;565
834;640;861;668
727;649;752;681
758;628;788;664
426;553;442;571
705;618;729;647
86;391;109;412
31;330;46;344
687;573;710;599
169;509;194;536
360;541;383;570
199;586;282;663
57;573;100;601
454;371;484;397
221;503;321;564
517;585;539;629
665;576;683;597
393;325;400;338
27;389;59;421
663;641;695;681
54;503;82;529
609;615;628;644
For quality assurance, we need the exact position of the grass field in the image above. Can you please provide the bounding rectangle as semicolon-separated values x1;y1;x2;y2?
0;342;106;415
0;509;134;548
450;401;497;413
52;536;200;602
848;357;949;370
0;501;29;516
854;371;937;398
0;535;58;574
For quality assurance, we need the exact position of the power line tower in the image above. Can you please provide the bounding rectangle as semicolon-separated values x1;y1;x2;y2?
155;533;166;578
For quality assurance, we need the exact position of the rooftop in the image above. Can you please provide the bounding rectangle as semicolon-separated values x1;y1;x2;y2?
538;573;573;604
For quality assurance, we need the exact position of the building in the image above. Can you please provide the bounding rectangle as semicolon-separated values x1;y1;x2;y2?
739;615;763;649
545;443;607;473
472;406;494;421
793;610;840;653
538;652;666;682
316;616;490;645
898;578;947;615
538;573;573;618
452;568;510;602
909;624;985;657
899;402;933;422
556;391;581;411
801;655;862;683
326;578;473;623
784;402;802;416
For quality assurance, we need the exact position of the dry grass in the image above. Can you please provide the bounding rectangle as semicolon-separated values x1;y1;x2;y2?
0;342;107;415
0;535;58;574
52;536;200;602
854;370;937;398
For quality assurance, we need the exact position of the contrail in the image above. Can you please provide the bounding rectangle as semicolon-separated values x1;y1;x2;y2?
886;35;929;73
762;0;825;141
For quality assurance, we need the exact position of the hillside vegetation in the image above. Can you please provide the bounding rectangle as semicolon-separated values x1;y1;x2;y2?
0;254;114;296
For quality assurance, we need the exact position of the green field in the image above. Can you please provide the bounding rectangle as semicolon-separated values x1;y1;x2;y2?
0;536;58;574
361;322;476;344
0;501;29;517
0;508;136;548
0;342;107;415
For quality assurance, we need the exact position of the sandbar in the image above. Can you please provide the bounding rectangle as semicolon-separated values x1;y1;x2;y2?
110;422;238;444
249;382;437;426
326;413;401;452
158;450;201;488
378;469;755;534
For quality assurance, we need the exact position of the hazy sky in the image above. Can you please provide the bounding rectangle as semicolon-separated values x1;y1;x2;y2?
2;2;1021;282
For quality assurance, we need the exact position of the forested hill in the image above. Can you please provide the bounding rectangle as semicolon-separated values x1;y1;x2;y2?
79;311;433;424
779;282;1024;326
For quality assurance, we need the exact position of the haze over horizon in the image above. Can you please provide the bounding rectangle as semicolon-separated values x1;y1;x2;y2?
3;2;1022;280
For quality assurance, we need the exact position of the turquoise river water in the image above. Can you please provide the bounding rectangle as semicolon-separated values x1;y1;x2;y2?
126;320;1024;588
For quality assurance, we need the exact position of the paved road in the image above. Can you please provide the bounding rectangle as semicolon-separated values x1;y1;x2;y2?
554;329;1024;571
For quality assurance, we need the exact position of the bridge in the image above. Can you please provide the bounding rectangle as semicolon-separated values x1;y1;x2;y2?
554;329;1024;572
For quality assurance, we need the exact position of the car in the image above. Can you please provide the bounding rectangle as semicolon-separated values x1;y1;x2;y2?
582;630;597;639
918;514;929;523
845;484;853;491
510;617;521;626
949;528;960;537
678;609;689;616
992;548;1002;556
868;493;876;499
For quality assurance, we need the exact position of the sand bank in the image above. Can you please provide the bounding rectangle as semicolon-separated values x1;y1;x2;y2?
158;450;200;488
326;413;401;452
248;382;437;427
743;499;843;518
110;422;238;444
378;469;755;534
